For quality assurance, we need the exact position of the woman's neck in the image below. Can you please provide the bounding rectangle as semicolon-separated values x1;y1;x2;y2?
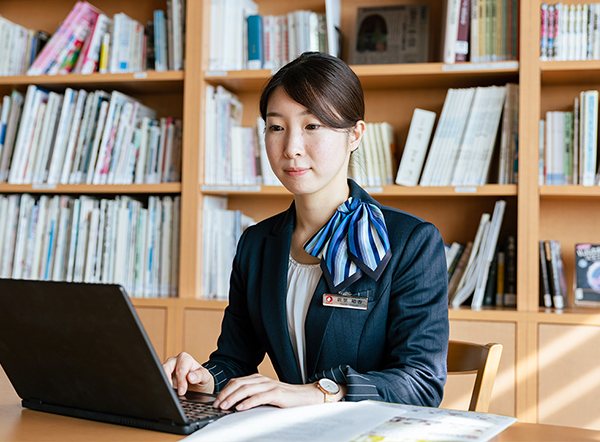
289;180;350;264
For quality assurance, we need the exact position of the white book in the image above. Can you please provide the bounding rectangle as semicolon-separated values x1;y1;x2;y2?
144;197;156;297
113;198;130;286
64;198;82;282
102;200;119;284
82;202;100;283
22;101;47;184
22;199;41;279
51;198;72;281
67;92;96;184
29;195;49;280
47;89;78;185
80;14;112;74
9;86;49;184
160;196;173;297
363;123;381;186
91;199;108;283
31;91;62;184
72;197;92;282
0;95;11;162
106;101;135;184
581;90;598;186
420;89;458;186
39;196;61;280
152;198;163;296
12;194;34;279
0;196;8;274
396;109;436;186
146;124;162;184
85;99;110;184
378;122;396;186
170;196;181;296
446;241;463;271
59;90;89;185
93;91;138;184
371;122;389;185
471;200;507;310
451;213;491;308
1;195;21;277
451;86;506;186
161;119;175;183
134;117;152;184
0;91;25;182
442;0;462;63
134;207;148;297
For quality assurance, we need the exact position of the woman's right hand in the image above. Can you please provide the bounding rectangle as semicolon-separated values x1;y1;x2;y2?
162;352;214;396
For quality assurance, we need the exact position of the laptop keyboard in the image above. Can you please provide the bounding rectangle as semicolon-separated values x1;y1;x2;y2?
179;398;234;422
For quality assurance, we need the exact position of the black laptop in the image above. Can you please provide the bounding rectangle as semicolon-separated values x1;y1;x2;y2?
0;278;234;435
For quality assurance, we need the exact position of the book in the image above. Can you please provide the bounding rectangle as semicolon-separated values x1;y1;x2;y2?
441;0;462;63
539;240;553;308
471;200;506;310
581;90;598;186
247;14;263;69
503;234;517;308
544;239;565;309
351;4;430;65
455;0;471;62
574;243;600;306
395;108;436;186
447;241;473;300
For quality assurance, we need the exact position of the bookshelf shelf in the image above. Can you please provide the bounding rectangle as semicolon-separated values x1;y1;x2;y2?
539;185;600;198
541;60;600;85
203;62;520;93
0;183;182;194
0;71;185;94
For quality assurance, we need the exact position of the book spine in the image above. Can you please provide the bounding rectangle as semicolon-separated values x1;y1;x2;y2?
443;0;462;63
395;108;436;186
539;240;553;308
455;0;471;62
582;90;598;186
541;4;549;60
247;14;263;70
503;234;517;308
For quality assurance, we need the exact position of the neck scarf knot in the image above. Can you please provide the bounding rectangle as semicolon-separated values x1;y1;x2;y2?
303;197;392;293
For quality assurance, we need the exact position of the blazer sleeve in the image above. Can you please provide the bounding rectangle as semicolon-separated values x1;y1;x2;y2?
309;221;449;407
202;228;266;393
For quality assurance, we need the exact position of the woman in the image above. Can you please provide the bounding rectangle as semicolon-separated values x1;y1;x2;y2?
163;52;449;411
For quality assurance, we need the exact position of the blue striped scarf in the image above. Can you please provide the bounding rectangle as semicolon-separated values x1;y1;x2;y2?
304;197;392;292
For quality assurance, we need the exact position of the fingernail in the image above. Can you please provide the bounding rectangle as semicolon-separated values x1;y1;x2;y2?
220;401;228;409
213;399;220;408
188;372;197;382
236;404;245;411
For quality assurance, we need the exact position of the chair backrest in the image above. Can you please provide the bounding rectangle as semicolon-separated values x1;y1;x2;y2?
447;340;503;413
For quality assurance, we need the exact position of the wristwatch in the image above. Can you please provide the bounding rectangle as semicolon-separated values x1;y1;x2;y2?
316;378;340;403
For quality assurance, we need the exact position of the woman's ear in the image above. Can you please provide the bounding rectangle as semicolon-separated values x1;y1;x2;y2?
349;120;366;152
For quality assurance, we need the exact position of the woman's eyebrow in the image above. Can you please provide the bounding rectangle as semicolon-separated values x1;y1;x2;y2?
266;110;313;118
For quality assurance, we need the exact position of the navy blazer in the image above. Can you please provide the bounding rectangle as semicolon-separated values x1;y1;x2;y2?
203;180;449;406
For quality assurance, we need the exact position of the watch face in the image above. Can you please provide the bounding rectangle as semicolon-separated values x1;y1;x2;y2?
319;378;339;394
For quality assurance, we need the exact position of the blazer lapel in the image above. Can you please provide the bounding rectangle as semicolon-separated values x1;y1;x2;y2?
304;277;334;377
260;206;303;384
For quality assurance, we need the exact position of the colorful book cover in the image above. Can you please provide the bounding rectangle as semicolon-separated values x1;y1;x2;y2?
574;243;600;305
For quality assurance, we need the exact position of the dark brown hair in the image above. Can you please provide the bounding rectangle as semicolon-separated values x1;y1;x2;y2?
259;52;365;130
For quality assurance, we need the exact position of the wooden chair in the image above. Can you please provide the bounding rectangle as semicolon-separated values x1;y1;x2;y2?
447;340;503;413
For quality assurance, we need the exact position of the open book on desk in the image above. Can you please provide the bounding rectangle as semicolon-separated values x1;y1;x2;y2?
184;400;517;442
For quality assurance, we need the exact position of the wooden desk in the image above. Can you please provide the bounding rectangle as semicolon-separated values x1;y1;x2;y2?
2;367;600;442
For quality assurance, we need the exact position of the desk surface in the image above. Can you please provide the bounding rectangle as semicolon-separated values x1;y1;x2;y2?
2;367;600;442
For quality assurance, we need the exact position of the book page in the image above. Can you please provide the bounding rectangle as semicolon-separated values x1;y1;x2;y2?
184;400;516;442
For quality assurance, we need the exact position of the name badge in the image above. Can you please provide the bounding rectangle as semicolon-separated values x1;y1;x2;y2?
322;293;368;310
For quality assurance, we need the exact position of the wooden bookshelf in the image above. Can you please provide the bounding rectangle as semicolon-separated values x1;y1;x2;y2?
3;0;600;432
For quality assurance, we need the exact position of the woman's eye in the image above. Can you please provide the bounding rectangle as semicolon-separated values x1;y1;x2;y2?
306;124;320;130
268;125;283;131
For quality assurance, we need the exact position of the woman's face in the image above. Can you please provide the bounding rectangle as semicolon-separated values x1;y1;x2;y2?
264;87;363;199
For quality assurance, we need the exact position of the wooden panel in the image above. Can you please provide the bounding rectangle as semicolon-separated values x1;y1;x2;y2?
441;320;516;417
135;307;168;363
538;323;600;430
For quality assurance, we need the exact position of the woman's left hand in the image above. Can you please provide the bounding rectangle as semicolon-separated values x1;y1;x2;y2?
213;374;328;410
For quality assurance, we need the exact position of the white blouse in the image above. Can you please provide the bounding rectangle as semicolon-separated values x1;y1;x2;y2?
286;255;322;383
